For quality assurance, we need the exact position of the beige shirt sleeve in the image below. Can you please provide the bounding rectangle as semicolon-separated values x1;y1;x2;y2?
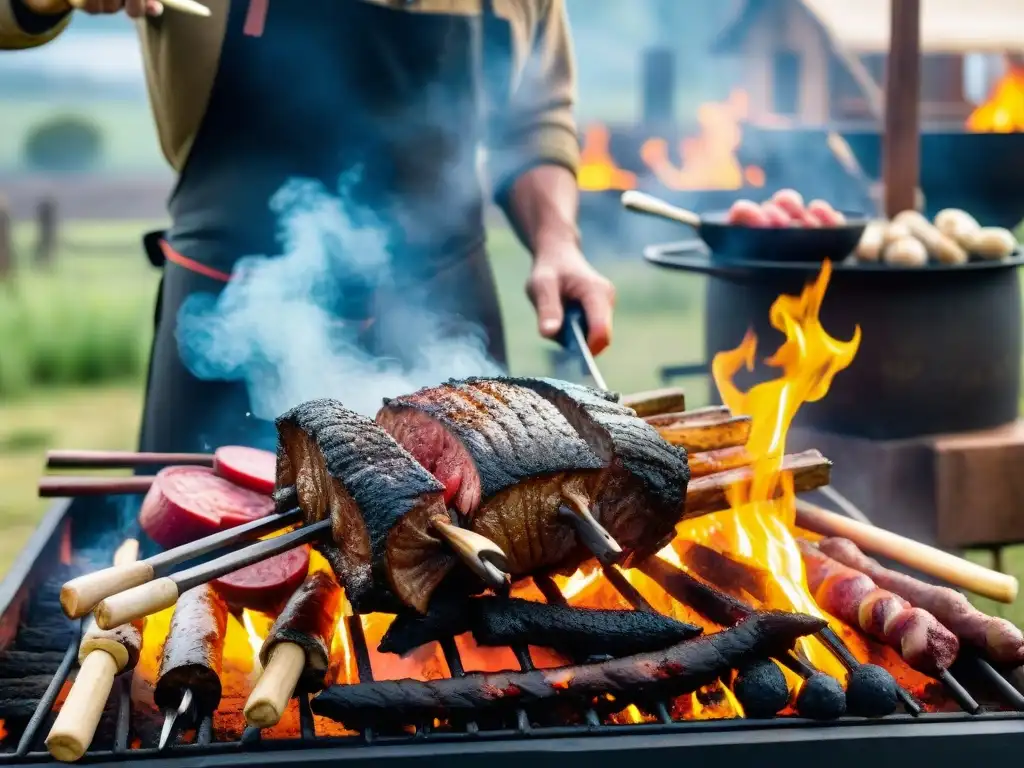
0;0;71;50
488;0;580;199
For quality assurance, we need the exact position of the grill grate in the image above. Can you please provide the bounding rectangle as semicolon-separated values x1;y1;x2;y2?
4;565;1024;765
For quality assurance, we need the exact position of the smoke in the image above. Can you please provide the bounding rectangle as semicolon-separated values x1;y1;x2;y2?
175;170;503;426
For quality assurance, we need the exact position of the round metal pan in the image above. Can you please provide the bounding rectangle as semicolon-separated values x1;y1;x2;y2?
622;190;869;263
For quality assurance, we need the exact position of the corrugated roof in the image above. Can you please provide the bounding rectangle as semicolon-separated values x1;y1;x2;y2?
803;0;1024;54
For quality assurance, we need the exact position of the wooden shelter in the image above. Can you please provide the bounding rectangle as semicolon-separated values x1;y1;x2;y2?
713;0;1024;125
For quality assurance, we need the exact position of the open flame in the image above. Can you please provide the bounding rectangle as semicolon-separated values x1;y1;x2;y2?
967;58;1024;133
640;90;765;191
578;124;637;191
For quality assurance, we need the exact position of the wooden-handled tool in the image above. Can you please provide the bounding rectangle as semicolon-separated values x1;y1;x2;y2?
794;499;1019;604
45;540;145;763
60;509;301;619
621;190;702;228
95;519;332;629
64;0;211;16
245;572;344;729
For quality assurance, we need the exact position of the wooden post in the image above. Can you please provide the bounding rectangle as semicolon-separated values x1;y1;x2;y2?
0;195;12;282
34;196;58;270
881;0;921;217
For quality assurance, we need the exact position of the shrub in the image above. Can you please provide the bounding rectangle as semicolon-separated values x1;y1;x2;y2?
22;115;104;173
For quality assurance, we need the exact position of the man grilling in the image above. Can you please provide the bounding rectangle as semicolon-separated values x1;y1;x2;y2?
2;0;616;452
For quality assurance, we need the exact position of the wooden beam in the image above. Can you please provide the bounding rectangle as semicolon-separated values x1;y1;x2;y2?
881;0;921;217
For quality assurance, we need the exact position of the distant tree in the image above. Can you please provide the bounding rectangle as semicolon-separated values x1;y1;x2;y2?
22;115;104;173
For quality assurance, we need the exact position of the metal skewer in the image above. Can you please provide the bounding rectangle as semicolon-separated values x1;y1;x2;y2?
159;688;193;750
558;301;608;391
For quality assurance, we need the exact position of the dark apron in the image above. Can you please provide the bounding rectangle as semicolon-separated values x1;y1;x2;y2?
139;0;510;453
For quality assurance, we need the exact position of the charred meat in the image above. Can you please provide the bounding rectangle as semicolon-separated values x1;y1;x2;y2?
499;377;690;566
276;399;456;614
155;584;228;715
313;611;825;728
376;380;605;577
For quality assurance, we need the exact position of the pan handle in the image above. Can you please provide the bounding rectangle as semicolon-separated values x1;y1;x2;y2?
621;191;702;229
642;245;762;283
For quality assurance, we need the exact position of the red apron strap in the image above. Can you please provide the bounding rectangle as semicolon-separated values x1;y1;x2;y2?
244;0;270;37
159;240;233;284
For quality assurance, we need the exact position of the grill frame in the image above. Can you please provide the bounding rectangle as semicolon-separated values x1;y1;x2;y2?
2;498;1024;767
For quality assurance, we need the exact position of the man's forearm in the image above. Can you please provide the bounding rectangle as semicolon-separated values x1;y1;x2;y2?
504;164;580;258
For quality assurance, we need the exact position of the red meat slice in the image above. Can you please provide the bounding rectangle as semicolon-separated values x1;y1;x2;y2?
139;466;274;548
213;446;276;495
212;545;311;613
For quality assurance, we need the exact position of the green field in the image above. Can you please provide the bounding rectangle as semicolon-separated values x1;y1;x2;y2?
0;219;1021;627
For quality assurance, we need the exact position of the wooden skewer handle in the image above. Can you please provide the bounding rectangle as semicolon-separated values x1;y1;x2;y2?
794;499;1019;604
244;642;306;728
95;577;179;630
39;476;156;498
620;190;702;228
46;449;213;469
60;561;155;619
45;650;118;762
63;0;212;16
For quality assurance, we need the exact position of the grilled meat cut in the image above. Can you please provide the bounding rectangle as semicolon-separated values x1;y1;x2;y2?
380;595;702;658
276;399;456;614
499;377;690;566
155;584;228;715
313;611;825;727
376;379;605;577
817;537;1024;666
259;571;345;691
799;540;959;675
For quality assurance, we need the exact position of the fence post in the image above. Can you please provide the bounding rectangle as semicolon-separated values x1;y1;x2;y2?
0;195;13;282
34;196;58;270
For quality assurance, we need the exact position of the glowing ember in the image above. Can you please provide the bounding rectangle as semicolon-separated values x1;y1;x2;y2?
640;90;765;191
578;124;637;191
0;719;7;742
967;59;1024;133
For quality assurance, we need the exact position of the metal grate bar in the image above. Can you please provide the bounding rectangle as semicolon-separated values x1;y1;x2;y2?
438;635;480;735
970;656;1024;711
15;623;81;757
345;615;376;744
197;716;214;745
112;673;132;752
938;670;981;714
298;692;316;739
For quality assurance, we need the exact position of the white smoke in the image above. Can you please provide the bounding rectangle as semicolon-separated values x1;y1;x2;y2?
175;171;503;421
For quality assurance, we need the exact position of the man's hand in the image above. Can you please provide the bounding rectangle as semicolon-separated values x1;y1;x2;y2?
527;244;616;355
23;0;164;17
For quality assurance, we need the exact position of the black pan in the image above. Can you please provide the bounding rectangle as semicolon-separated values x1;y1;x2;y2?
621;190;868;263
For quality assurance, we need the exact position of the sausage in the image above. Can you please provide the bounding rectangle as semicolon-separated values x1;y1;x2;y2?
816;537;1024;666
155;584;229;714
771;189;806;220
893;210;967;265
213;545;311;613
807;199;845;226
881;221;912;247
760;202;792;227
259;571;344;691
933;209;980;247
213;446;276;495
798;540;959;675
855;221;887;262
963;227;1018;260
139;466;274;548
726;200;770;227
882;236;928;267
79;617;143;674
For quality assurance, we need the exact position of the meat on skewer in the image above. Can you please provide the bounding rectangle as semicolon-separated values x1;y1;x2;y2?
379;595;702;658
816;537;1024;666
313;611;825;727
245;571;345;728
500;377;690;567
46;541;145;762
376;379;613;578
155;584;229;748
798;540;960;675
276;399;509;614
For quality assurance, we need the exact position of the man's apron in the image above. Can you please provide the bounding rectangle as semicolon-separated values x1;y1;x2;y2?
139;0;511;453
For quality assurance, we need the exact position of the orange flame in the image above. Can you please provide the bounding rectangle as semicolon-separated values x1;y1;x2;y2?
967;59;1024;133
640;90;765;191
578;124;637;191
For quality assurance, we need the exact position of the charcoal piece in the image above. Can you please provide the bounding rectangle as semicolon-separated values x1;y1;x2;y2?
0;675;59;718
733;660;789;718
377;379;605;577
260;572;344;690
471;597;702;659
0;651;67;678
795;672;846;721
313;612;825;727
277;399;453;614
15;622;76;653
155;584;228;715
379;592;473;656
503;377;690;565
845;664;899;718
